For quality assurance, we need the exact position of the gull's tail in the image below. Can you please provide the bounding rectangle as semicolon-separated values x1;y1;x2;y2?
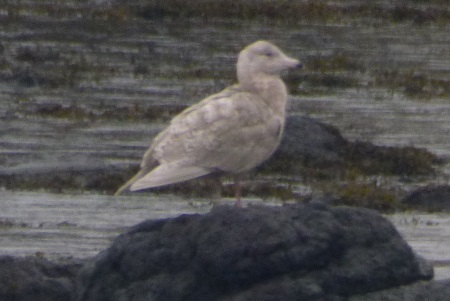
130;162;211;191
114;169;147;196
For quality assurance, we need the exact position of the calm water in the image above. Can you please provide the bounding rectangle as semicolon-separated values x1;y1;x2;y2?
1;18;449;174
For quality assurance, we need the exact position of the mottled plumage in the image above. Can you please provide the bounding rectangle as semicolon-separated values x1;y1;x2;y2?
115;40;301;205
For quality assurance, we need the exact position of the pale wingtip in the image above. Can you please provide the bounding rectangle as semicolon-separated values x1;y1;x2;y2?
113;168;147;196
113;183;131;196
129;164;212;192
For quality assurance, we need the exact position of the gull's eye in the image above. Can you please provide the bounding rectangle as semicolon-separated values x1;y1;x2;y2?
264;51;274;57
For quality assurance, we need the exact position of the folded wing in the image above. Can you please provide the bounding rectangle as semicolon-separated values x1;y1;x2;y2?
130;161;211;191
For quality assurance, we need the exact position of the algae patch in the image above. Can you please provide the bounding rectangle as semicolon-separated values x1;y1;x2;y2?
135;0;450;25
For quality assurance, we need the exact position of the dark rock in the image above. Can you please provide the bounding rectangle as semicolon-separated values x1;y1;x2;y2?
402;185;450;212
264;115;348;173
0;255;81;301
350;279;450;301
76;204;433;301
264;115;439;177
281;115;348;163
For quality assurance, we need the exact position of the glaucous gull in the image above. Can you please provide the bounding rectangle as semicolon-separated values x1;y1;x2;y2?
115;40;301;206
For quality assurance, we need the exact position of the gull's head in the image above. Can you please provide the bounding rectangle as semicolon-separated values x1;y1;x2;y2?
237;40;301;84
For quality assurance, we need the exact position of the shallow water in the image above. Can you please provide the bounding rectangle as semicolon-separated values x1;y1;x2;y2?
0;190;211;258
388;213;450;280
0;190;449;280
1;17;449;173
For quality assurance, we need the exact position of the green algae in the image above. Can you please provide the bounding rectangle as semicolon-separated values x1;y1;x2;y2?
136;0;450;25
373;70;450;99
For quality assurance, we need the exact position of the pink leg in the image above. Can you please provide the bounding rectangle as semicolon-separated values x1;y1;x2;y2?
234;177;242;207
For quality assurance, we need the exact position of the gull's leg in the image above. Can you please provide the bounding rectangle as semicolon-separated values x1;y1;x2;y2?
234;176;242;207
207;175;222;205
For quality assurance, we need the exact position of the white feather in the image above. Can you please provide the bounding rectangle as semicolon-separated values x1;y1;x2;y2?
130;163;211;191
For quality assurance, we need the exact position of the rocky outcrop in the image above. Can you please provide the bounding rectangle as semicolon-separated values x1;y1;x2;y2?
0;256;81;301
402;185;450;212
263;115;348;174
1;202;449;301
264;115;439;176
76;203;433;301
350;278;450;301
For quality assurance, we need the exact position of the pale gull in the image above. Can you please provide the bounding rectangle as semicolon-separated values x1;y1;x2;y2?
115;40;301;206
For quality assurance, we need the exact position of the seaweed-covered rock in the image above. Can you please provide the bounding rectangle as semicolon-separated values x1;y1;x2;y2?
0;256;81;301
402;185;450;212
76;203;433;301
265;115;348;173
264;115;439;177
343;141;439;176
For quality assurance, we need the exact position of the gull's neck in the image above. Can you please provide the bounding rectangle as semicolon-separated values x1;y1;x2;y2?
240;74;288;116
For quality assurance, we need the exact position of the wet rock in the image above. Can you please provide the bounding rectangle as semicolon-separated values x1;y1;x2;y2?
350;279;450;301
76;203;433;301
264;115;439;177
402;185;450;212
0;255;81;301
269;115;348;170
